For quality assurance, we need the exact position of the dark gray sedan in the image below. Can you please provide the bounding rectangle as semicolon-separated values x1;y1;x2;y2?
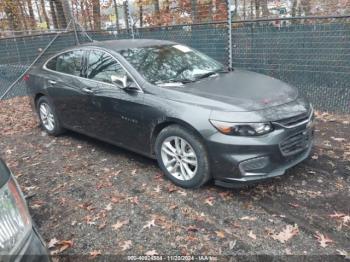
26;39;314;188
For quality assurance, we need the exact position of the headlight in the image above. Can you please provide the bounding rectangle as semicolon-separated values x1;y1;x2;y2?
210;120;273;136
0;176;31;254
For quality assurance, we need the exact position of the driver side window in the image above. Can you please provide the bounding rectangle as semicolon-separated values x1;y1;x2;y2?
86;50;127;85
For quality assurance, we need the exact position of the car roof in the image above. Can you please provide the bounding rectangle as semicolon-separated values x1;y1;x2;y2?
80;39;177;51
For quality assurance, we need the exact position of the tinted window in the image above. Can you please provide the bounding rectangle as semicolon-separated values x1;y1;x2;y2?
46;51;84;76
86;50;126;84
46;57;57;71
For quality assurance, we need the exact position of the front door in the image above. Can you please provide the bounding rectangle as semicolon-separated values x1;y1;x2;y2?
83;49;146;152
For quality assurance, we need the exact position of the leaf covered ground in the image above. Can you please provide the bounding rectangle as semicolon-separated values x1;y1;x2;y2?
0;97;349;260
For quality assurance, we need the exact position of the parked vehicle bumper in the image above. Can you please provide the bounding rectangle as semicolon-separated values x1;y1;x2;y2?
206;122;314;187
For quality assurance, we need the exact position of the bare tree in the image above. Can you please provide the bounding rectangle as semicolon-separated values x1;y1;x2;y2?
54;0;68;28
3;0;22;30
27;0;37;28
40;0;50;29
49;0;58;29
113;0;120;31
92;0;101;30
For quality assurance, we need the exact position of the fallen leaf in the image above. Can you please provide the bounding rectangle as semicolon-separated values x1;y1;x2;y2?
314;232;333;248
215;231;225;239
204;196;215;206
90;250;102;258
47;238;59;249
105;203;113;211
248;231;256;240
145;250;158;256
272;224;299;243
187;225;199;232
288;203;300;208
336;249;350;259
121;240;132;251
240;216;257;221
154;185;161;193
167;185;178;193
112;219;129;230
229;240;237;250
143;219;156;229
331;137;346;142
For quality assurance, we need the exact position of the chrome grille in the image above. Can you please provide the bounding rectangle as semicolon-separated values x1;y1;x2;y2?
280;130;311;156
274;112;310;128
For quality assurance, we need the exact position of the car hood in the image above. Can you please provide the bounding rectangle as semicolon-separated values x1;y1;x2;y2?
163;69;299;112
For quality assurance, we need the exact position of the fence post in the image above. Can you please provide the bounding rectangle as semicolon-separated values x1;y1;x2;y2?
227;0;233;69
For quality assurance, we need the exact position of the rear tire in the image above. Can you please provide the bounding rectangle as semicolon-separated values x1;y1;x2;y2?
36;96;64;136
155;125;210;188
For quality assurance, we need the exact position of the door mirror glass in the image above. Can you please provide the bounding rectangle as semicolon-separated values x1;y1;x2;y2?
111;75;128;88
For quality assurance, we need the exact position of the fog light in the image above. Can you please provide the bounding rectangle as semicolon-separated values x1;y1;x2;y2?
239;157;269;172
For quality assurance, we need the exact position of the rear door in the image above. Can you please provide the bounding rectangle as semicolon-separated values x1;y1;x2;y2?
44;49;91;131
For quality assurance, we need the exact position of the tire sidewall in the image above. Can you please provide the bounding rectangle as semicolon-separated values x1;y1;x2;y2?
155;125;210;188
36;96;62;136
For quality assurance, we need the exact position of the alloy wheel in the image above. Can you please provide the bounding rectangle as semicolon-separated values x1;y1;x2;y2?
39;103;55;131
160;136;198;181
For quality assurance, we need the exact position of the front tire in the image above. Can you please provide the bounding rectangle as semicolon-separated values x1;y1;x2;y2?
155;125;210;188
36;96;64;136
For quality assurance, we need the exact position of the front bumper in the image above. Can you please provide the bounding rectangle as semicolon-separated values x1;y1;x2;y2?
3;227;50;262
206;120;314;187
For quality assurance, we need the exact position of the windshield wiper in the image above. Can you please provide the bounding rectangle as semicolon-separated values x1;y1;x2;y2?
194;69;229;81
157;78;195;85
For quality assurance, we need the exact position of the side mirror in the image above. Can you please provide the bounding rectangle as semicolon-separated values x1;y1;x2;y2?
111;75;128;89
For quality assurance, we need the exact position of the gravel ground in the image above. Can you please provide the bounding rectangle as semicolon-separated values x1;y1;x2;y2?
0;97;349;260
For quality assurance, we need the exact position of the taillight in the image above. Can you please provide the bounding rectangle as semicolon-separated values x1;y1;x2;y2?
23;74;30;81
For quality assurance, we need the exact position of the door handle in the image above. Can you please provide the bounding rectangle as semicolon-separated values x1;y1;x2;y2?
48;80;56;85
82;87;93;94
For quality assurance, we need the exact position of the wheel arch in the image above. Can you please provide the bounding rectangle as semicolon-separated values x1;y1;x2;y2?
150;118;206;156
34;92;46;108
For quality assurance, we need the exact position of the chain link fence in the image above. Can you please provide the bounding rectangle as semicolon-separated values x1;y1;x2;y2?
0;0;349;113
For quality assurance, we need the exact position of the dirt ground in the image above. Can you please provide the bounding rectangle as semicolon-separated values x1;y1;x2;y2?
0;97;349;260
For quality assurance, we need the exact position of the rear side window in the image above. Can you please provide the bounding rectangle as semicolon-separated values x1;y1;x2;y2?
46;50;84;77
86;50;126;84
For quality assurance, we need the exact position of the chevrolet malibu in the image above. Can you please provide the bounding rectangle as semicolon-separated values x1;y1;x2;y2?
26;39;314;188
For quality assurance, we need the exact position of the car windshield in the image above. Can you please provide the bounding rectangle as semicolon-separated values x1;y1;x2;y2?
119;44;226;85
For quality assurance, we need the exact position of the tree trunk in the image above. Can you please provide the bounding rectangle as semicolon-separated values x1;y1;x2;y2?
18;0;28;30
261;0;269;18
35;0;43;23
113;0;120;31
80;0;87;29
153;0;160;26
54;0;68;29
27;0;37;28
123;1;129;31
49;0;58;29
291;0;298;24
92;0;101;30
40;0;50;29
84;0;93;30
139;4;143;28
255;0;260;19
191;0;197;23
